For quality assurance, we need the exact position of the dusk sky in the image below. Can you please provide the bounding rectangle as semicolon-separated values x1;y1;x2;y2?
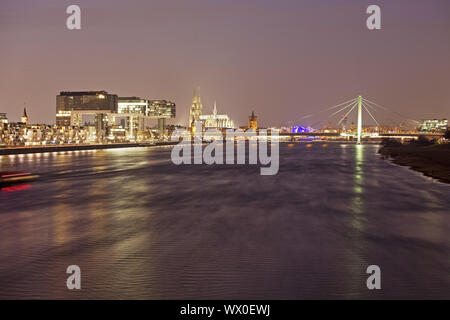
1;0;449;127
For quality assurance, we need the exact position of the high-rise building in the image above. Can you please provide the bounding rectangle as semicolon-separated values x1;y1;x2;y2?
117;97;176;118
56;91;118;126
55;91;176;141
189;88;203;127
248;111;258;130
117;97;149;138
118;97;148;115
148;100;176;118
148;100;176;134
117;97;176;134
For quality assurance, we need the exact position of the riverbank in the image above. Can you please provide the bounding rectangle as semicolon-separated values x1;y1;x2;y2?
0;141;177;155
379;143;450;183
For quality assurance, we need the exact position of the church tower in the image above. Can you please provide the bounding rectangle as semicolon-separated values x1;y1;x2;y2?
189;87;203;127
21;107;29;125
248;111;257;130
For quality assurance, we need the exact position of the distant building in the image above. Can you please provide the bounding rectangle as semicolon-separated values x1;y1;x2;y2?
189;88;203;127
248;111;258;130
21;108;29;125
0;113;8;127
418;119;448;132
118;97;148;115
117;97;176;134
199;102;234;129
117;97;149;138
148;100;176;133
56;91;118;126
117;97;176;118
148;100;176;118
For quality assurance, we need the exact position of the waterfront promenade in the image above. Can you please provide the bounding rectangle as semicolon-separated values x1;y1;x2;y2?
0;142;177;155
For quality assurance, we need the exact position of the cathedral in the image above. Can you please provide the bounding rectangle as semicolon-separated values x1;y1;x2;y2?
199;102;235;129
189;88;234;129
189;88;203;127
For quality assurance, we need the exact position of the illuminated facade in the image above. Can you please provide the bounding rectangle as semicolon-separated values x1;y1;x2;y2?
117;97;176;118
189;88;203;127
199;102;235;129
118;97;148;115
117;97;149;140
116;97;176;137
0;113;8;128
418;119;448;132
148;100;176;118
248;111;258;130
56;91;118;126
55;92;176;141
148;100;176;134
21;108;29;125
0;123;94;146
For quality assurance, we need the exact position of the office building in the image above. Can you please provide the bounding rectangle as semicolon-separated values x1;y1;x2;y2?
148;100;176;133
418;119;448;132
118;97;148;115
56;91;118;126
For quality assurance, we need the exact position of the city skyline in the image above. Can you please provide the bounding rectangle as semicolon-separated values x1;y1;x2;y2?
1;0;450;126
1;87;448;129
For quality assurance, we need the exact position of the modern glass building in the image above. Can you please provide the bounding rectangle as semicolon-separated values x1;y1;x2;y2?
56;91;118;126
148;100;176;118
118;97;148;115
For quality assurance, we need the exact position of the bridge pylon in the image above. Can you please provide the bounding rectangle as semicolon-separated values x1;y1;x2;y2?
357;95;362;144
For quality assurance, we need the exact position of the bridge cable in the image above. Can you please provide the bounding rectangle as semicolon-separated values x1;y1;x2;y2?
297;97;357;121
362;97;420;125
328;100;358;118
324;97;358;111
337;102;358;125
361;97;388;110
362;102;380;127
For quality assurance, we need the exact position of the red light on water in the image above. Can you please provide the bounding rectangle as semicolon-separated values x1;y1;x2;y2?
1;184;31;192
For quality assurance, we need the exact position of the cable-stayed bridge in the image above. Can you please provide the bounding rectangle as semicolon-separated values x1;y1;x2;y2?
283;96;444;143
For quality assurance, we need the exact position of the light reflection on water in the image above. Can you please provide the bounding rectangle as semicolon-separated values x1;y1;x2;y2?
351;144;365;230
0;144;449;299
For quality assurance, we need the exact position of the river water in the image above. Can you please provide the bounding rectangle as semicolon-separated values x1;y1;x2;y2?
0;143;449;299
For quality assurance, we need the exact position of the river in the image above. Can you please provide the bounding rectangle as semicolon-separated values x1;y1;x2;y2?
0;143;449;299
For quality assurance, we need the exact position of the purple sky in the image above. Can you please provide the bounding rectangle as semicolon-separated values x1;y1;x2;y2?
1;0;449;127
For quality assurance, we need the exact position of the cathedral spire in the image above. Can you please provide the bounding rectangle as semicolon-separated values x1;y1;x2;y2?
21;105;29;125
213;101;217;116
189;86;203;126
